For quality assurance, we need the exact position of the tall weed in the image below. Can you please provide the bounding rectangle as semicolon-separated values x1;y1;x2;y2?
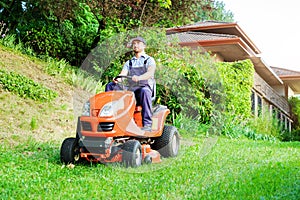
71;70;104;93
173;113;211;138
45;57;70;76
220;111;280;141
0;34;36;56
0;21;9;38
247;114;283;140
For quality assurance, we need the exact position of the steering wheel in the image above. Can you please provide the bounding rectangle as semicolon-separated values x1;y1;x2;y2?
113;75;138;91
113;75;132;81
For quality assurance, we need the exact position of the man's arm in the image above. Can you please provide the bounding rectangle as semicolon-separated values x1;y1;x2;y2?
114;69;128;82
132;65;155;82
119;69;128;76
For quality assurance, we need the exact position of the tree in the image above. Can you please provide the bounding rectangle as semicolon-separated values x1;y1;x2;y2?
0;0;234;66
83;0;199;48
193;0;234;22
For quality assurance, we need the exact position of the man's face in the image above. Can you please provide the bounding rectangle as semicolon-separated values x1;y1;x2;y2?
132;40;145;53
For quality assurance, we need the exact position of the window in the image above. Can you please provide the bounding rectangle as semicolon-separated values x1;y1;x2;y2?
251;91;255;114
257;95;262;116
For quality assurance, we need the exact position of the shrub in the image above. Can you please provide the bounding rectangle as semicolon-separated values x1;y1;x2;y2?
152;41;220;124
0;34;36;56
216;60;254;120
0;69;57;102
246;109;283;141
288;97;300;141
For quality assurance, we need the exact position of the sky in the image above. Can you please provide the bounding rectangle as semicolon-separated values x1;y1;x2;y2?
222;0;300;72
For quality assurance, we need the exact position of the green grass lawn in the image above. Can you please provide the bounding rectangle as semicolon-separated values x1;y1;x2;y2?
1;136;299;200
0;46;299;199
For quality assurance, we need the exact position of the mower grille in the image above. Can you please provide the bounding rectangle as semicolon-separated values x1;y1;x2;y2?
98;122;114;132
81;121;92;131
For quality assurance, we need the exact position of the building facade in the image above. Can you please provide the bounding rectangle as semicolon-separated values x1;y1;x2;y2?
167;21;300;131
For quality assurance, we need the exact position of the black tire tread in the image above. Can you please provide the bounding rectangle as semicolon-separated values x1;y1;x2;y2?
122;140;142;168
60;137;79;164
152;125;179;157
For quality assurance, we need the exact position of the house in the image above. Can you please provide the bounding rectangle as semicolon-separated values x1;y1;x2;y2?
166;21;300;131
271;67;300;98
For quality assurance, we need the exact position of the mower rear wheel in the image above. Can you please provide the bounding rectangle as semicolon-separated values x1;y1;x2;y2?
152;125;180;157
60;137;80;164
122;140;142;168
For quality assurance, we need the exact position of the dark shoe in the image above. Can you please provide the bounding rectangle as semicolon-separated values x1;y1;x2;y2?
141;125;152;132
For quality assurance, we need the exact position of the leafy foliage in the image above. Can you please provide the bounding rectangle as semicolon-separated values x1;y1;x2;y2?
289;97;300;129
193;0;234;22
215;60;295;141
288;97;300;140
0;69;57;102
246;109;284;141
217;60;254;120
0;0;234;66
154;46;218;123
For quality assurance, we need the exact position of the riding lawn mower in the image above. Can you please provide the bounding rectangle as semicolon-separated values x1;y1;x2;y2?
60;76;180;167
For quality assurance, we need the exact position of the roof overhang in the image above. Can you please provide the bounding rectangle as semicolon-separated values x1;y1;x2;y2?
190;38;256;61
250;57;283;85
270;67;300;94
279;76;300;94
167;22;261;54
168;33;256;61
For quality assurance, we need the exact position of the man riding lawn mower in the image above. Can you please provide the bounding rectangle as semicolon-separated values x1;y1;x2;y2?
60;37;180;167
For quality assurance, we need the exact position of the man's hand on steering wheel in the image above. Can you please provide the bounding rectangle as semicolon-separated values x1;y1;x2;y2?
113;77;120;83
132;75;139;82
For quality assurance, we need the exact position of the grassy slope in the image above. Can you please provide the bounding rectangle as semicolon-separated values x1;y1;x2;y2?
0;46;79;144
0;46;299;199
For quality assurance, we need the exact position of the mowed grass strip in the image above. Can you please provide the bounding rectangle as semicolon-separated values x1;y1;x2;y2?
0;137;299;200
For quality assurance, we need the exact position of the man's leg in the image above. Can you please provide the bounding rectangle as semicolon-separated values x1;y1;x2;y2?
135;87;152;127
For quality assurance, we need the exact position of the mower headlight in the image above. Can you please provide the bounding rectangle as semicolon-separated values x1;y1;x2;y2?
81;101;90;116
99;99;124;117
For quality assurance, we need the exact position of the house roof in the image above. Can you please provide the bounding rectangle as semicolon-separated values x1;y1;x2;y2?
250;57;283;85
167;31;257;61
167;31;237;42
271;67;300;76
167;21;261;54
271;67;300;94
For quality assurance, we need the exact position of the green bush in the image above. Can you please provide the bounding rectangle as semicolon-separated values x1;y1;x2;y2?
216;60;254;120
0;34;36;56
288;97;300;141
0;69;57;102
246;109;283;141
18;3;98;66
214;60;287;141
151;41;220;124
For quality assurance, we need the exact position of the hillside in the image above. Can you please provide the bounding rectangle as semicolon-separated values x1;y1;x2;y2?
0;46;83;145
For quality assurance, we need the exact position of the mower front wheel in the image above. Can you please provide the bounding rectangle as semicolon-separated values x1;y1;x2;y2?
122;140;142;168
60;137;80;164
